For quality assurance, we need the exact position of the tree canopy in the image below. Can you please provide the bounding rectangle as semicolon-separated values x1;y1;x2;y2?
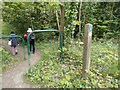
2;2;120;45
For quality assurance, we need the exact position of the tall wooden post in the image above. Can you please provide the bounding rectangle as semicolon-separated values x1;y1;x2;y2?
118;34;120;88
82;23;93;77
0;2;2;90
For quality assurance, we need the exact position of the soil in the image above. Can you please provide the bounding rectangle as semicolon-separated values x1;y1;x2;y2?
1;39;41;88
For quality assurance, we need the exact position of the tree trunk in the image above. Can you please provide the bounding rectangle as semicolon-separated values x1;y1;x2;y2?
55;8;60;31
78;0;82;41
108;3;114;31
28;3;34;31
59;2;65;46
49;8;52;29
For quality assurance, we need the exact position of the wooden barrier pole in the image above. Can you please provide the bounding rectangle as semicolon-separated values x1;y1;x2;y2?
82;23;93;77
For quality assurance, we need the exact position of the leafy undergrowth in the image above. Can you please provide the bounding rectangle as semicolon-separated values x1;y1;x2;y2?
24;39;119;88
0;47;18;71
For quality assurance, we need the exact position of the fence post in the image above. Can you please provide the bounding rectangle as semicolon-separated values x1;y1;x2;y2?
82;23;93;77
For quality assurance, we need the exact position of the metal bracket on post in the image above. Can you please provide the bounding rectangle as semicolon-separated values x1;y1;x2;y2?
27;30;63;67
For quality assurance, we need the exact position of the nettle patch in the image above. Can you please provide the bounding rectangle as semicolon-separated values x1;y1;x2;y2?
24;39;119;88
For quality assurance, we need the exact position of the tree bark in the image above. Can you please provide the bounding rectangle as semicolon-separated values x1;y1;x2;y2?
49;8;52;29
59;2;65;46
108;3;114;31
55;8;60;31
78;0;82;41
28;3;34;31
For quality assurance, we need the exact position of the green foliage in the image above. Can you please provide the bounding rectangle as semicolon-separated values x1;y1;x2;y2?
0;47;18;71
24;39;118;88
2;2;58;41
2;2;30;34
2;2;120;40
2;21;16;36
64;2;78;46
1;2;120;87
91;2;119;38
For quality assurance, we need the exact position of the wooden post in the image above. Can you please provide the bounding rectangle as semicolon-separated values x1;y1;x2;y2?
82;23;93;77
118;34;120;88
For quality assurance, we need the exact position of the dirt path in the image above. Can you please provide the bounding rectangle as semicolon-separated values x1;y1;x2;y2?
1;39;41;88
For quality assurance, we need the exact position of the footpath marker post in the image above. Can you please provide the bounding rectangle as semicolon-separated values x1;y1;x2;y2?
118;34;120;88
82;23;93;77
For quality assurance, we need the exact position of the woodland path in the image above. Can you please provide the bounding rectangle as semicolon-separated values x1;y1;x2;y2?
1;39;41;88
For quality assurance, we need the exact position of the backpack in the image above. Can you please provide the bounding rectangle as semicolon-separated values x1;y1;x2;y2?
30;34;35;39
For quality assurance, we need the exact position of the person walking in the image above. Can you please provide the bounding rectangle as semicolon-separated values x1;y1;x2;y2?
25;28;35;54
9;31;19;55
